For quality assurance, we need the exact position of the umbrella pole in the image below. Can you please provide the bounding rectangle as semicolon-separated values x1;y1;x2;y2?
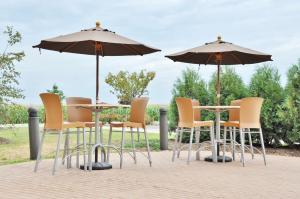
217;64;221;106
96;53;100;104
95;53;99;163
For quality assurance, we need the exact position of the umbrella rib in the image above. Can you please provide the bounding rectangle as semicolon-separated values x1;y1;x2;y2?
230;53;244;65
122;44;143;55
205;53;214;65
178;52;195;62
59;42;80;53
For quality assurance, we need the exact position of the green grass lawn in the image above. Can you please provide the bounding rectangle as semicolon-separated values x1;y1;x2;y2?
0;127;160;166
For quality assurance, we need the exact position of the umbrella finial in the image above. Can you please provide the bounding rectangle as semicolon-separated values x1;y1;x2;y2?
217;35;222;41
96;21;101;28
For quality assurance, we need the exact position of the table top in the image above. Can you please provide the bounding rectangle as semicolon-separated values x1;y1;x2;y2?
67;103;130;108
193;105;240;110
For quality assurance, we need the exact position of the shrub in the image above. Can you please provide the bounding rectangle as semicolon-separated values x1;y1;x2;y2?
146;105;160;123
279;60;300;144
0;104;28;124
249;65;285;146
169;68;211;142
169;68;209;130
0;104;160;125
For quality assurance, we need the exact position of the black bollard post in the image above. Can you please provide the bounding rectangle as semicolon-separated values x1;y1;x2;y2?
159;108;168;150
28;107;40;160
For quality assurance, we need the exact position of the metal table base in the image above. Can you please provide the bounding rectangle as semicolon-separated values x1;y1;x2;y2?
80;162;112;170
204;155;232;162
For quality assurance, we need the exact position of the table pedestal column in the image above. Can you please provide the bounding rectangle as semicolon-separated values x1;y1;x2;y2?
204;110;232;163
80;109;112;170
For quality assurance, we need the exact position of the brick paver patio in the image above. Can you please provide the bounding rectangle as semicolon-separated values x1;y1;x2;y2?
0;151;299;199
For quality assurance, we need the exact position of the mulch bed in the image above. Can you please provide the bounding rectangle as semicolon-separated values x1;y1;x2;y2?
168;140;300;157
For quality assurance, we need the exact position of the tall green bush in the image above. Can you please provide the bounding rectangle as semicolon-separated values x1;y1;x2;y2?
208;67;249;120
169;68;209;131
279;60;300;144
208;67;248;105
249;65;284;146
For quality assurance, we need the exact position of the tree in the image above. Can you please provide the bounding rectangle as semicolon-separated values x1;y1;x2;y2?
249;65;284;146
0;26;24;104
279;60;300;144
105;70;155;104
47;84;65;100
0;26;25;125
169;67;209;131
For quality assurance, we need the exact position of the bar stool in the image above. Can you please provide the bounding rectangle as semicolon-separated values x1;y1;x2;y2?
107;97;151;168
222;97;266;166
65;97;103;169
172;97;215;164
34;93;87;175
221;99;241;161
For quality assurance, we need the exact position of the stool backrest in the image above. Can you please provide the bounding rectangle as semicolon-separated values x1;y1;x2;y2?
192;99;201;121
40;93;63;130
240;97;264;129
129;97;149;125
229;99;241;121
66;97;92;122
176;97;194;127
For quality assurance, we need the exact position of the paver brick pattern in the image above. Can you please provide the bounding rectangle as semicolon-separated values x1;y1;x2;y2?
0;151;299;199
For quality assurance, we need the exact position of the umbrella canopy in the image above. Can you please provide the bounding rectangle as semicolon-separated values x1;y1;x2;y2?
165;36;272;105
33;21;160;102
33;22;160;56
165;36;272;65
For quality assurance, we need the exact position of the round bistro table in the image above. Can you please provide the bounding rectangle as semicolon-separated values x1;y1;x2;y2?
67;103;130;170
193;105;240;163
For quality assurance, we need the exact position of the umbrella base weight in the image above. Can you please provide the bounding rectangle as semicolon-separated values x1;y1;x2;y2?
204;155;232;162
80;162;112;170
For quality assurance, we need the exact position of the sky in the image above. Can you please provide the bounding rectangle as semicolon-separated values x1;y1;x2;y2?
1;0;300;105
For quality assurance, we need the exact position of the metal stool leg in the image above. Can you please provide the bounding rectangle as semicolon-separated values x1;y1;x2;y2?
177;128;183;158
34;130;46;172
172;128;179;162
233;127;236;161
120;127;125;169
241;130;245;167
137;128;140;143
195;128;200;161
76;128;80;168
82;128;87;171
223;126;227;163
187;128;194;164
248;132;254;159
52;131;62;175
259;128;267;166
107;126;113;162
144;128;152;167
130;127;137;164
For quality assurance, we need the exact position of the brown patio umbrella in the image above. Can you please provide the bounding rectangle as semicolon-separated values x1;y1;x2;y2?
33;21;160;171
33;21;160;103
165;36;272;105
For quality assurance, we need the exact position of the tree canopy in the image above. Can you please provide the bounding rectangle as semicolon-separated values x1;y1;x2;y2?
105;70;155;105
169;67;208;130
0;26;24;125
208;67;248;106
249;65;284;146
47;84;65;100
0;26;24;104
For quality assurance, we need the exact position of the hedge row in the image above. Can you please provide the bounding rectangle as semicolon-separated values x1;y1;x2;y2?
0;104;161;125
